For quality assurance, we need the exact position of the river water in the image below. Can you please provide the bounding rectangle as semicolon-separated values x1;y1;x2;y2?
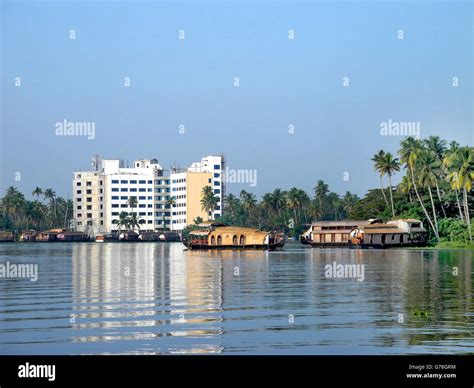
0;242;472;354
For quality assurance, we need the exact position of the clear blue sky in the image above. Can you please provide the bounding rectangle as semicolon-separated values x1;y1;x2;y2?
1;0;472;200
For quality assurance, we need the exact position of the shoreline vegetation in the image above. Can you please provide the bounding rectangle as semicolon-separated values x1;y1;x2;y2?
1;136;473;248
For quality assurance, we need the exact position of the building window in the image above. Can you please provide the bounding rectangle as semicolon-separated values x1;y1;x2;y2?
76;182;81;186
214;164;220;169
100;180;103;185
87;205;92;210
86;198;92;202
120;180;128;184
214;189;220;194
112;212;119;216
76;190;81;194
77;198;82;202
130;188;137;192
112;188;119;192
86;189;92;194
130;180;137;184
77;206;82;210
148;180;152;184
112;204;119;208
86;181;92;186
139;196;146;200
112;180;119;184
87;213;92;218
77;213;82;218
214;173;220;178
139;180;146;184
120;188;128;192
121;196;128;200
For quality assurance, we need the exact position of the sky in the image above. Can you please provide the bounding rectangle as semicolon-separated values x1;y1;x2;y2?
1;0;473;200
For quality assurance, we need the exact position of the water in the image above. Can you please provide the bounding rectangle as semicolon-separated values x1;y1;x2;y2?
0;242;473;355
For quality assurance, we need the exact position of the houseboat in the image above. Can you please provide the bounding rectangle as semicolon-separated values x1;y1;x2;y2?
183;222;286;250
300;220;367;247
301;219;427;248
350;219;427;248
36;229;89;242
0;231;14;242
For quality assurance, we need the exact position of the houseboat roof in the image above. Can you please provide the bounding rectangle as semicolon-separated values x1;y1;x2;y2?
311;220;368;227
360;227;404;234
189;230;211;236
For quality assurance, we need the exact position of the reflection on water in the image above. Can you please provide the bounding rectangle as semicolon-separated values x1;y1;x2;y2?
0;243;473;354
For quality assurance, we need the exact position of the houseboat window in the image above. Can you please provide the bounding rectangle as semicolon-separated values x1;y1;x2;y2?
211;236;215;245
233;235;238;245
217;235;222;245
240;235;245;245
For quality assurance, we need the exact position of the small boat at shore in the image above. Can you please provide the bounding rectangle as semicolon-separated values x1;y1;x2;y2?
183;222;286;250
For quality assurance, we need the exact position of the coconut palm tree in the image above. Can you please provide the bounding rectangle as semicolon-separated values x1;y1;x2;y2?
313;180;329;218
116;211;130;233
32;187;43;201
43;188;56;227
371;150;390;207
378;152;400;218
399;137;438;240
444;147;474;241
127;197;138;214
286;188;301;224
224;193;240;222
239;190;257;219
271;188;287;221
418;149;441;237
341;191;359;218
201;186;219;220
398;175;414;203
424;136;447;217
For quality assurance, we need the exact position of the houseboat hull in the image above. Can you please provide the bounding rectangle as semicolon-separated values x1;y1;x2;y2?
184;242;285;251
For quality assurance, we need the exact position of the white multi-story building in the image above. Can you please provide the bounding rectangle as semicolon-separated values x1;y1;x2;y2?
73;155;224;235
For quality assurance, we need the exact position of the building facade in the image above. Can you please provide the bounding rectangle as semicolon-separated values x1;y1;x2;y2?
72;155;224;235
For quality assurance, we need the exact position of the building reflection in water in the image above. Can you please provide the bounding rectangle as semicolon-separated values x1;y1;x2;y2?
71;243;224;354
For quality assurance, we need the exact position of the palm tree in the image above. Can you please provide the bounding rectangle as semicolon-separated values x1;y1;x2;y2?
286;188;301;224
341;191;359;218
313;180;329;219
399;137;439;240
444;147;465;222
271;188;287;221
43;188;56;227
424;136;447;217
32;187;43;200
127;197;138;214
128;212;142;231
239;190;257;219
378;152;400;218
418;150;440;237
444;147;474;241
224;194;240;222
371;150;390;207
116;211;130;233
201;186;219;220
398;175;414;203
